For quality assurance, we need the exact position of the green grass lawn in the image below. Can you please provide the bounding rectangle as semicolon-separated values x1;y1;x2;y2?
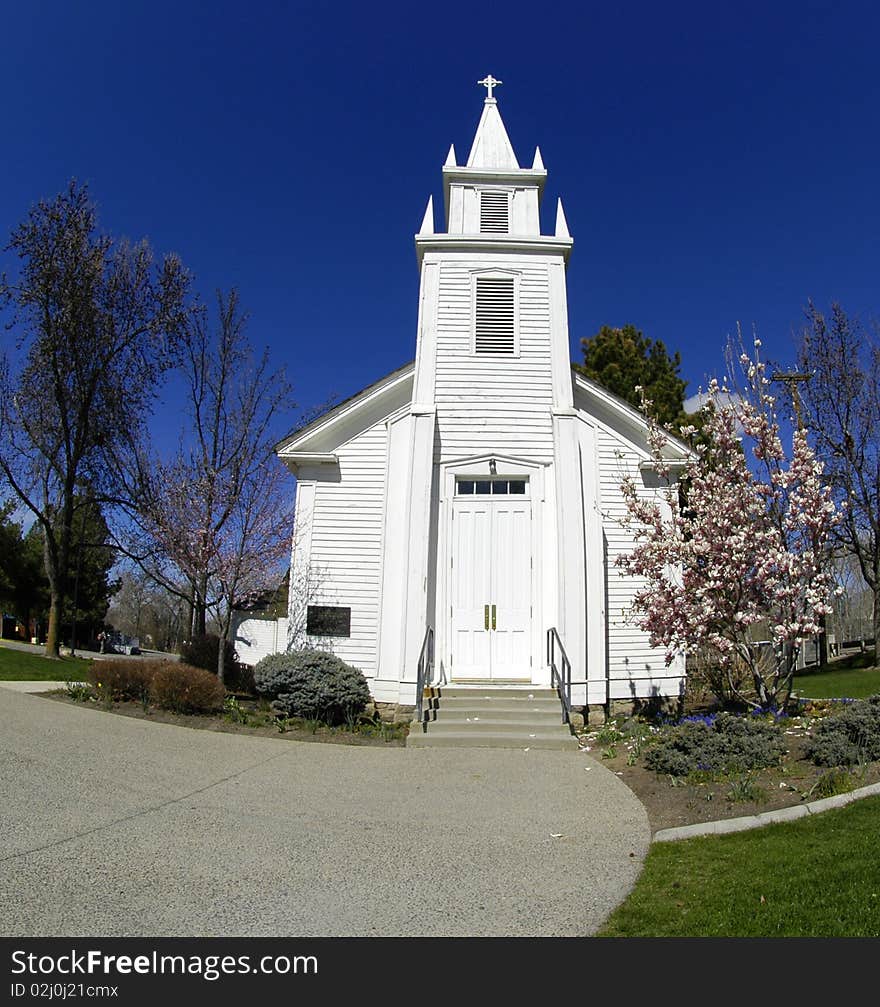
600;795;880;936
0;644;92;680
794;652;880;698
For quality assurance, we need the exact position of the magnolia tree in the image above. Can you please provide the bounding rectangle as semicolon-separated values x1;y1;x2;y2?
618;342;839;709
117;289;295;684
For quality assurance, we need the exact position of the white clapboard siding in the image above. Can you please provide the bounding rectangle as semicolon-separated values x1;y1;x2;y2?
305;420;388;677
434;262;554;463
233;616;289;667
596;425;683;692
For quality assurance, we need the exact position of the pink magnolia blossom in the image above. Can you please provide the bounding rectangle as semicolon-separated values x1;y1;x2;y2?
618;343;839;708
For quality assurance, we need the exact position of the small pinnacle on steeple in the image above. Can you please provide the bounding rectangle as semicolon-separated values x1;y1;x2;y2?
477;74;502;100
419;196;434;235
444;143;457;167
532;146;545;171
555;198;570;238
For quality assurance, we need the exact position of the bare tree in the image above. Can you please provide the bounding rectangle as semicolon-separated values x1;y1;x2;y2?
797;302;880;665
130;289;295;682
0;182;190;656
106;567;188;652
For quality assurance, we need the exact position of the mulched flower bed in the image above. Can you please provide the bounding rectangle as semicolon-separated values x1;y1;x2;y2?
580;702;880;833
41;690;409;746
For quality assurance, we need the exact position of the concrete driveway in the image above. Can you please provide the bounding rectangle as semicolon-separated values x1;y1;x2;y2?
0;686;649;937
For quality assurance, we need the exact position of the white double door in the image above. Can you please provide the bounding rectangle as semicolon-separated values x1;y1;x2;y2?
449;497;532;680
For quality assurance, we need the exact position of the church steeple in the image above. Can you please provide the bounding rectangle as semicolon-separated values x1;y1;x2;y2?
416;78;571;262
466;76;519;169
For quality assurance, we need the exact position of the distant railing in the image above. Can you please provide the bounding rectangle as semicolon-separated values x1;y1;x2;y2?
415;625;435;730
547;627;572;725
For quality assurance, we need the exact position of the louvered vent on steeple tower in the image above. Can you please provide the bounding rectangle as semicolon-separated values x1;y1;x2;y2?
479;190;509;233
474;276;515;354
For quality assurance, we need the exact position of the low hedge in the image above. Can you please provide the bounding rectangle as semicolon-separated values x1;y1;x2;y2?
644;712;787;777
88;659;163;703
149;662;227;714
805;696;880;766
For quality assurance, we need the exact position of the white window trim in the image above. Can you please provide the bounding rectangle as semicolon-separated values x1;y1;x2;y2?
470;268;521;358
454;476;531;498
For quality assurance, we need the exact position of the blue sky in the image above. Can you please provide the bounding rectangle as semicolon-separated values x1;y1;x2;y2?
2;0;878;434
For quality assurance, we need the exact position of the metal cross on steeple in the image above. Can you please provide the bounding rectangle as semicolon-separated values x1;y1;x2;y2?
477;74;502;99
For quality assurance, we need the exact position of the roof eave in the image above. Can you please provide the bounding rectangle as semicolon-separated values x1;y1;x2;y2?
276;362;415;456
571;368;694;460
416;233;572;266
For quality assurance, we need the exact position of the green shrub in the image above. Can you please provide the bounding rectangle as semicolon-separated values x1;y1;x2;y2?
805;696;880;766
645;712;786;777
149;662;226;713
253;648;370;726
88;659;164;703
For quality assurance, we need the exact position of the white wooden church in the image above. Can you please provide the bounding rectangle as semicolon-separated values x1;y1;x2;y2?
240;79;687;715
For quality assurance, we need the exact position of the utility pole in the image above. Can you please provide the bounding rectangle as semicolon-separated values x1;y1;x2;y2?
771;371;812;429
772;369;829;668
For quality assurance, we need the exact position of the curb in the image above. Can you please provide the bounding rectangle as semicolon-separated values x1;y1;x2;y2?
654;780;880;842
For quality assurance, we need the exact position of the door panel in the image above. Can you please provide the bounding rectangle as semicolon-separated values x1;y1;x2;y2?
449;496;532;680
450;502;492;678
490;503;532;679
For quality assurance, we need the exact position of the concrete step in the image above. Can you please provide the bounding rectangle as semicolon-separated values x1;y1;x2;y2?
408;684;572;751
425;720;568;737
430;686;556;700
407;728;577;751
422;698;561;715
420;708;559;725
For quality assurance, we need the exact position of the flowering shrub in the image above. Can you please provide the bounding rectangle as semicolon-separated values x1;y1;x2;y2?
254;649;370;725
618;339;839;710
805;695;880;766
645;712;787;777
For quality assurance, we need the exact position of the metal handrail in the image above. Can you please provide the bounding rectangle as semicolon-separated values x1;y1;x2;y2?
547;627;572;724
415;625;435;730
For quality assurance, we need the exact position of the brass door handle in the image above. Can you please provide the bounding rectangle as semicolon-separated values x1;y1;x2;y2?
491;604;496;630
484;604;490;631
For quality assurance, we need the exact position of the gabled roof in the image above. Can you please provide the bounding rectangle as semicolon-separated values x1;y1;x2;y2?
275;361;414;460
276;356;690;470
571;366;692;463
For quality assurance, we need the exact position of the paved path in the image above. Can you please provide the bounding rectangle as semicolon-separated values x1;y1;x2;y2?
0;639;177;661
0;684;649;937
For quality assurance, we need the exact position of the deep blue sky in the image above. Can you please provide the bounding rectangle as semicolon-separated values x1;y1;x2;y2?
2;1;878;431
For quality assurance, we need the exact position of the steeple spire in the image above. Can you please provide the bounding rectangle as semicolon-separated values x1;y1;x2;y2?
466;75;518;169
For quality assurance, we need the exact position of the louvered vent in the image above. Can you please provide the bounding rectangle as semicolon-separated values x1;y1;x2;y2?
475;277;515;354
480;190;509;233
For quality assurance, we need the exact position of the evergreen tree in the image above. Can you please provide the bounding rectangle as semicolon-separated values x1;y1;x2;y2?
575;324;688;430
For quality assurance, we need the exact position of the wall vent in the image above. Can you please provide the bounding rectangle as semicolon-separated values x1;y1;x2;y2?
479;190;509;233
475;277;515;354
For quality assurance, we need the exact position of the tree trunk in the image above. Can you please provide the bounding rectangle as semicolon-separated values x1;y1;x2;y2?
42;530;64;659
45;589;61;658
216;628;226;686
185;583;195;644
195;572;208;637
873;580;880;668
